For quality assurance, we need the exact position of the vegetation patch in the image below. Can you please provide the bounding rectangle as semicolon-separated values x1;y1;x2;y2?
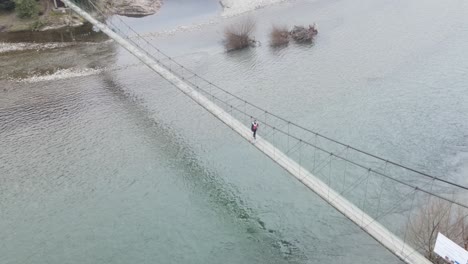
223;19;257;52
29;18;45;30
15;0;39;18
268;24;318;48
269;25;289;47
0;0;15;11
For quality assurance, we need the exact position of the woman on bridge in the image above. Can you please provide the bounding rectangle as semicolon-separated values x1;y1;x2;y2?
251;120;259;139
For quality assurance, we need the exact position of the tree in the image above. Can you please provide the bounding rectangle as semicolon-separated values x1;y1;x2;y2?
0;0;15;11
408;199;468;263
15;0;38;18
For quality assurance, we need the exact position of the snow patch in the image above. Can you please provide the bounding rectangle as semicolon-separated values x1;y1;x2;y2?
0;42;76;54
9;63;142;83
135;19;218;39
15;68;104;83
0;40;113;54
220;0;288;17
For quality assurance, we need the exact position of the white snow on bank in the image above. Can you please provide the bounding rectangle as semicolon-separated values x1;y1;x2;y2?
0;40;114;54
220;0;288;17
9;63;141;83
0;42;76;54
15;68;104;83
135;19;218;39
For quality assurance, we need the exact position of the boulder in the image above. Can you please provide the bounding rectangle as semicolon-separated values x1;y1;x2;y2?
105;0;162;17
290;24;318;43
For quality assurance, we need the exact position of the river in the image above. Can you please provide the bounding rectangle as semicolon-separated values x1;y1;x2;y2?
1;0;467;263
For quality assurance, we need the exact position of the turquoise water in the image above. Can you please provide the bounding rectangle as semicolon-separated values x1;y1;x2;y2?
1;0;468;263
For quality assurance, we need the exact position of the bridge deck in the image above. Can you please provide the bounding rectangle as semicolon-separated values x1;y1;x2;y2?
63;1;432;263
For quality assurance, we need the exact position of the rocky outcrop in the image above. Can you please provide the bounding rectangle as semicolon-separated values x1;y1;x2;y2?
290;24;318;43
40;13;84;31
219;0;233;9
104;0;162;17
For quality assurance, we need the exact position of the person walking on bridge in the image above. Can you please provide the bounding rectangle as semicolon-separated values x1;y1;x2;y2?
251;120;259;140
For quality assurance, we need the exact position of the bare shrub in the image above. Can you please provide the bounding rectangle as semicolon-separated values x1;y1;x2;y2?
223;19;256;52
270;25;289;47
407;199;468;263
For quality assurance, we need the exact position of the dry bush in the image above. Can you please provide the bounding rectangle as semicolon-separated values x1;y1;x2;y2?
407;199;468;263
270;25;289;47
223;19;256;52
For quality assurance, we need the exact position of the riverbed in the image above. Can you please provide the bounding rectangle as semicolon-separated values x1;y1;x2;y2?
1;0;467;263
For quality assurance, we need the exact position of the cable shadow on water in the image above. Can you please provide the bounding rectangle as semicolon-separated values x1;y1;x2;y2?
99;73;309;263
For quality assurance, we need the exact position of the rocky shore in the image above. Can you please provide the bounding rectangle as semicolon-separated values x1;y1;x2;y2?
105;0;162;17
0;0;162;34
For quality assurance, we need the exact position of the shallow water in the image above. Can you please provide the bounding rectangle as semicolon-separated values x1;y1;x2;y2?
1;0;468;263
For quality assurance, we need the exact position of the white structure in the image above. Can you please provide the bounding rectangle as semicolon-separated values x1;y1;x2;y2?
434;233;468;264
62;1;434;263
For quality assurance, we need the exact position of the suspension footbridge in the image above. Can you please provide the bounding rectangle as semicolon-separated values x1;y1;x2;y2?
62;1;468;263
